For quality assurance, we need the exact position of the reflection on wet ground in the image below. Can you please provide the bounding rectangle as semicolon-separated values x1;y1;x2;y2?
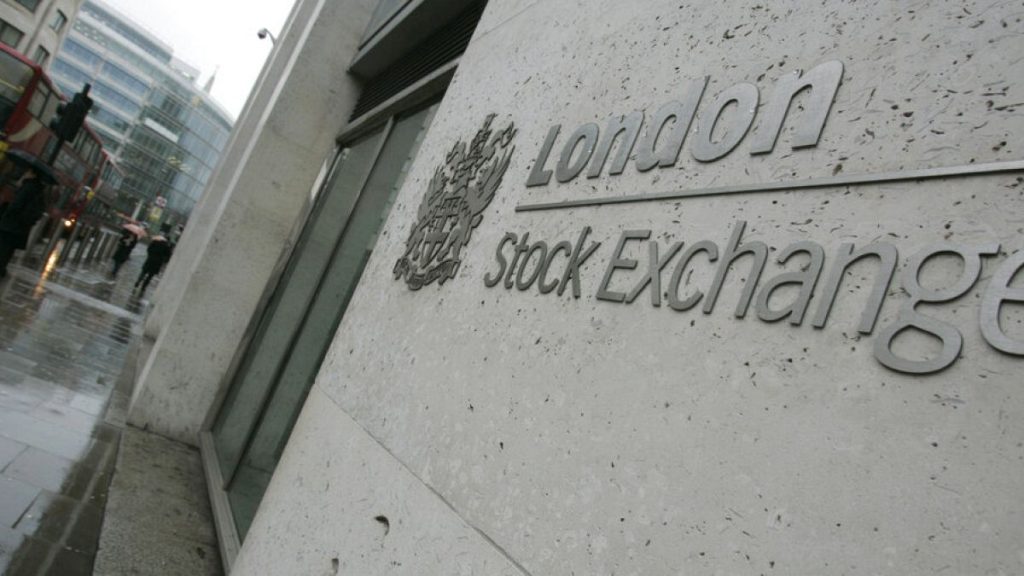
0;246;149;575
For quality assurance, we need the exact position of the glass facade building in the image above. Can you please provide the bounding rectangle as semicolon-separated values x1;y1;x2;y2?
49;0;232;223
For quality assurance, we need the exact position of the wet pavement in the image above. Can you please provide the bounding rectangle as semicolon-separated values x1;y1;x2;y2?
0;245;151;575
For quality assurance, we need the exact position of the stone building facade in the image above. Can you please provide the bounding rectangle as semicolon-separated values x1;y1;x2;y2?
129;0;1024;573
0;0;81;70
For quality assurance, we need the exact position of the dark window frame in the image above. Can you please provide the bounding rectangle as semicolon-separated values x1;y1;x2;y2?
13;0;41;14
0;19;24;48
31;45;49;67
50;10;68;32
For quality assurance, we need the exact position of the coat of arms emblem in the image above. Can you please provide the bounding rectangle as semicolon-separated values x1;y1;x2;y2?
394;114;516;290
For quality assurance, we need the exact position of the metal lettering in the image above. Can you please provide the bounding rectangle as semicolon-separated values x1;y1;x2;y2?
703;221;767;318
811;242;898;334
873;243;999;374
524;60;846;188
667;241;719;311
526;124;560;187
516;241;549;291
754;240;825;324
626;239;684;307
555;123;599;182
503;232;531;289
635;77;708;172
558;226;601;298
483;232;517;288
749;60;844;154
980;250;1024;355
587;111;644;179
539;241;572;294
691;83;759;162
597;230;650;303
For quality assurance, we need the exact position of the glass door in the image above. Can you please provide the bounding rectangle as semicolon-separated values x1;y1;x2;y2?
207;101;439;540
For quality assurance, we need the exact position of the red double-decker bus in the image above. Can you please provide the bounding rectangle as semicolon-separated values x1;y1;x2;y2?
0;43;108;225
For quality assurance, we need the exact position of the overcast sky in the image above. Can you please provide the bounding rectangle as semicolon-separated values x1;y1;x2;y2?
98;0;297;119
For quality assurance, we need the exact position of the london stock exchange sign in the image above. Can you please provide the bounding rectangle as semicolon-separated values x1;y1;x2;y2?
407;61;1024;375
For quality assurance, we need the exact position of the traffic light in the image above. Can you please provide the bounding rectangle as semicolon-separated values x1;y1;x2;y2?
50;84;93;142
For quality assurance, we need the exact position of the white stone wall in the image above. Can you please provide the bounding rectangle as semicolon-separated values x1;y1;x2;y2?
236;1;1024;574
129;0;376;443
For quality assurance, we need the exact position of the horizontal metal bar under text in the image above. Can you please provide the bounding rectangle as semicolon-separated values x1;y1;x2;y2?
514;159;1024;212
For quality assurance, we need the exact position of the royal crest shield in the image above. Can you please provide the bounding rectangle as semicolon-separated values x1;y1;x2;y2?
394;114;516;290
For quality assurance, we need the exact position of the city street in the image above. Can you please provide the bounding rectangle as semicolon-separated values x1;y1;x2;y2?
0;247;144;575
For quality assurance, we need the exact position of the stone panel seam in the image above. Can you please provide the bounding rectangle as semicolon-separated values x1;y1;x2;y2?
470;0;544;46
314;383;535;576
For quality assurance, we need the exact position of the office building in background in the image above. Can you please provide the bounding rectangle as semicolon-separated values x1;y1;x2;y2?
49;0;232;224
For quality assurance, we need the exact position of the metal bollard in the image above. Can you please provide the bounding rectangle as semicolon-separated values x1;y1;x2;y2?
84;228;102;263
95;232;111;264
71;225;92;264
58;222;83;266
39;222;63;270
102;232;118;261
18;215;49;265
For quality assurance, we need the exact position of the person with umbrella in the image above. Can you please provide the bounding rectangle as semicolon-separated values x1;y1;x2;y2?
0;164;49;278
134;230;172;293
111;222;143;278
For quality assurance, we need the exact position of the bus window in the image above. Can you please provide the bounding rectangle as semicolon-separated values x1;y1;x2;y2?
0;51;34;125
28;82;50;117
42;89;60;123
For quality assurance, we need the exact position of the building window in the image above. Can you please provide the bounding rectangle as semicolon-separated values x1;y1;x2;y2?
31;45;49;67
100;62;148;98
50;11;68;32
14;0;41;13
0;20;24;48
62;37;102;70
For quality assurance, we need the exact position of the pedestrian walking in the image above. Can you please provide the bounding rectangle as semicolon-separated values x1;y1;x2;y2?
0;167;47;278
134;234;172;293
111;228;138;278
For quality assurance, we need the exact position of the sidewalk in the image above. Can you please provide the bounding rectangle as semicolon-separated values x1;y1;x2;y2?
0;247;220;575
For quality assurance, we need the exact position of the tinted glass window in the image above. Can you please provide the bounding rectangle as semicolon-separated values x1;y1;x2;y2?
15;0;41;12
27;81;49;116
51;59;92;89
62;38;103;70
0;50;34;106
91;81;141;117
50;11;68;32
361;0;410;46
100;62;148;98
0;20;24;49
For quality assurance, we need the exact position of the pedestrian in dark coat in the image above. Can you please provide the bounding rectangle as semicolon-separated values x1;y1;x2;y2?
111;228;137;278
134;234;172;293
0;168;47;278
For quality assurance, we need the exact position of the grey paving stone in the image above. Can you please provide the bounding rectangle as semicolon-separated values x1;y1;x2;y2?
0;476;40;529
0;436;27;471
0;408;93;461
4;448;74;494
